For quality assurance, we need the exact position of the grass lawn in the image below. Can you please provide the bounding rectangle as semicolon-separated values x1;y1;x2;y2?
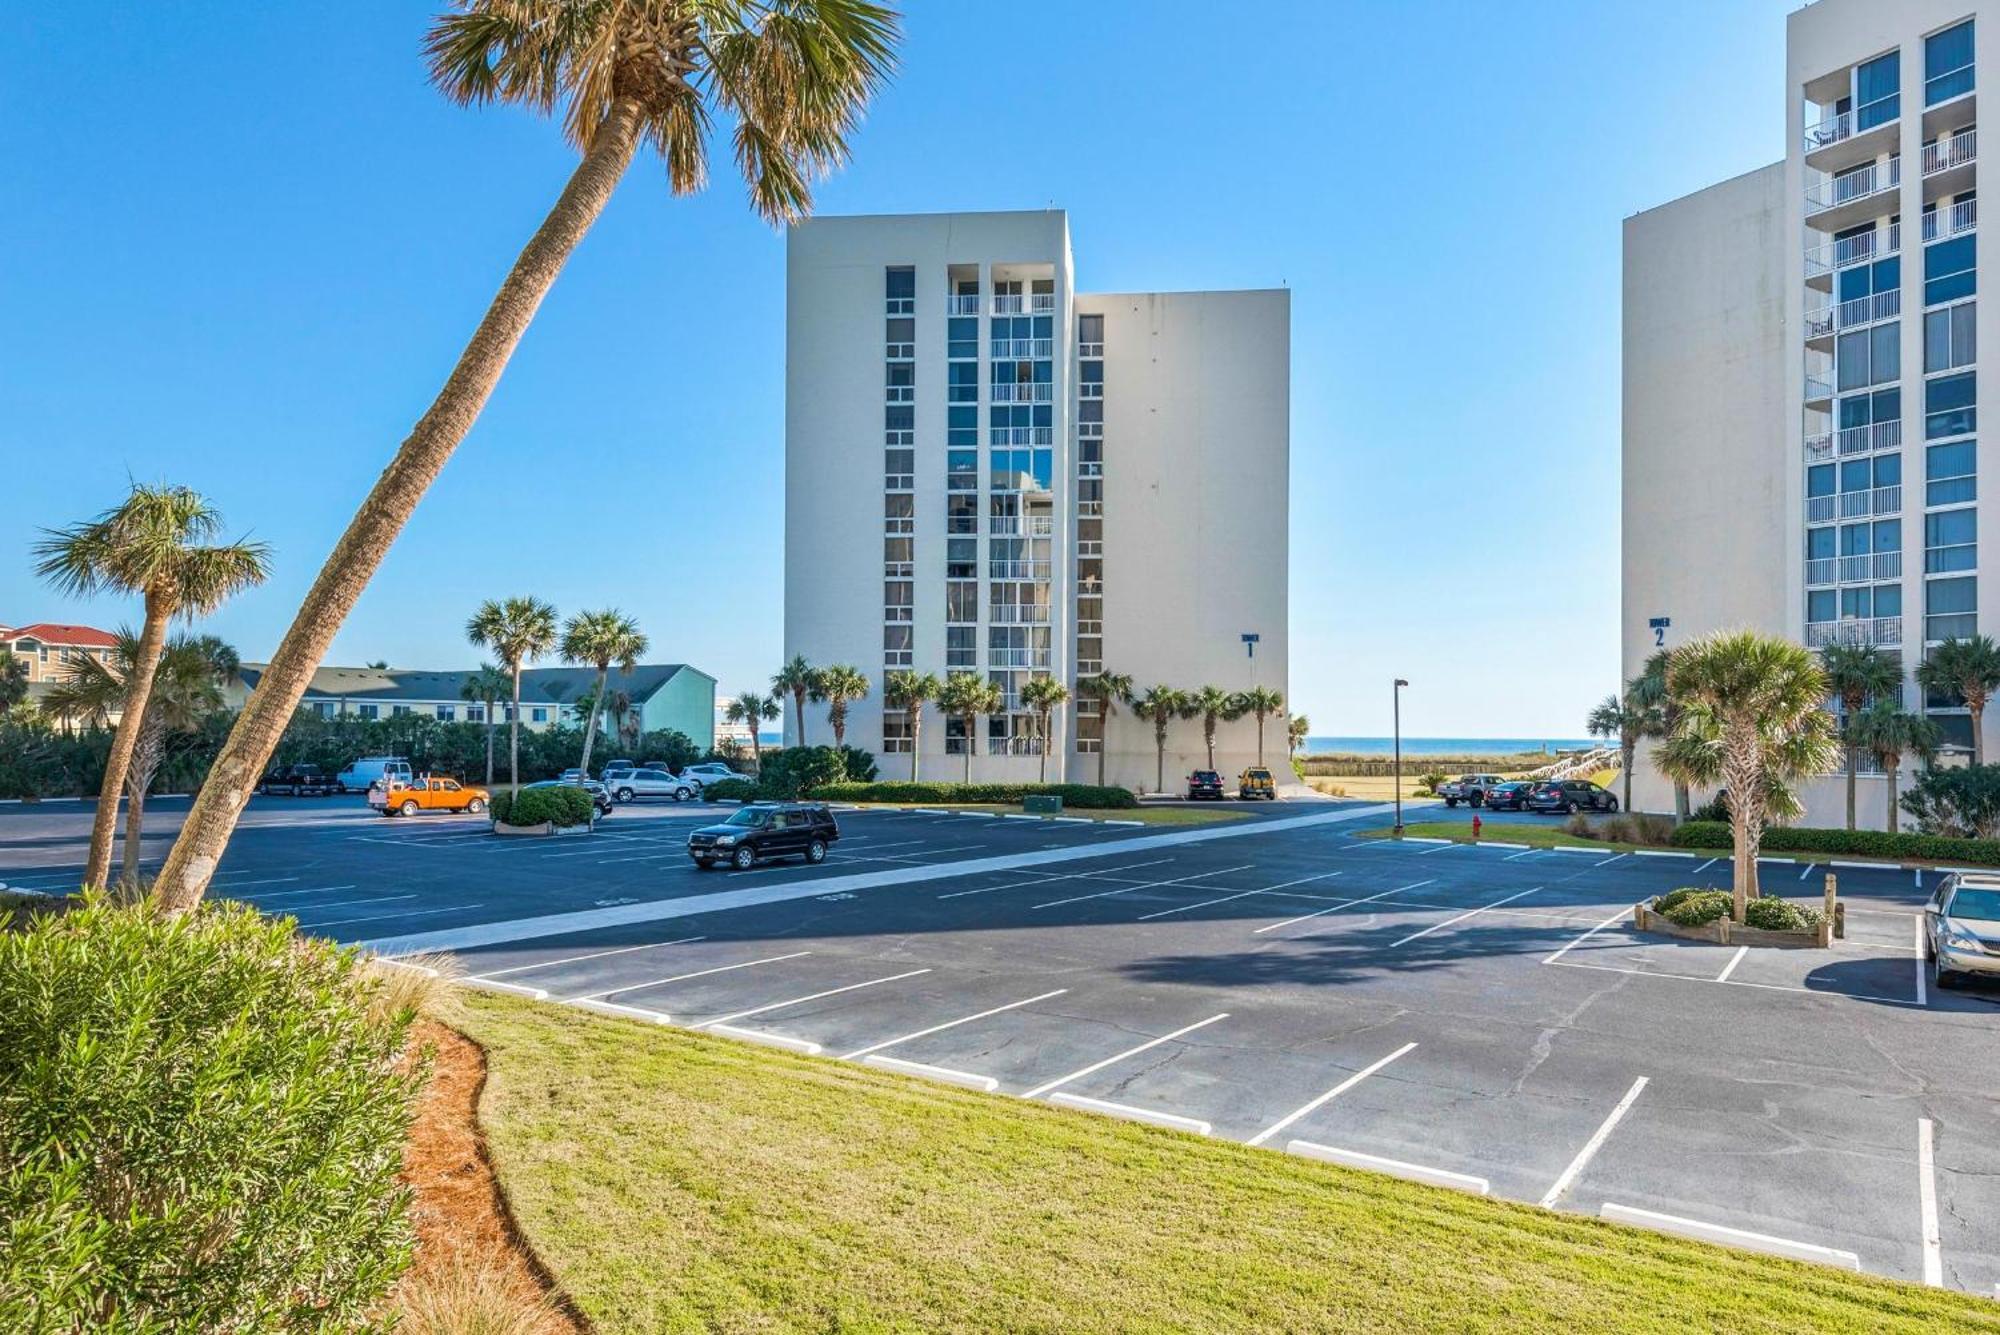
461;993;1995;1333
839;801;1250;826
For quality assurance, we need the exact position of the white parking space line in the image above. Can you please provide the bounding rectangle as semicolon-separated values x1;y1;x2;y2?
281;894;416;915
205;876;304;891
1538;1076;1649;1208
466;935;707;978
1020;1013;1230;1101
838;989;1070;1061
1548;957;1923;1008
1503;848;1543;862
1245;1043;1417;1147
1031;865;1255;911
1253;882;1434;935
569;950;812;1002
1388;888;1542;949
1914;916;1928;1008
294;904;484;931
707;1024;822;1056
249;884;359;901
1594;853;1628;868
1287;1141;1489;1194
1541;903;1638;965
1919;1117;1943;1286
1598;1203;1860;1269
862;1055;998;1091
1050;1093;1211;1135
1714;946;1749;983
1137;870;1348;922
1692;858;1719;874
695;968;933;1030
1797;862;1818;881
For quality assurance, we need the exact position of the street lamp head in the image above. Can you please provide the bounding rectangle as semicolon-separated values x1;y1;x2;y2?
1394;678;1409;688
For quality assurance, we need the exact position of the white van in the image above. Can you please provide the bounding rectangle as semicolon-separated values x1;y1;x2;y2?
336;756;412;794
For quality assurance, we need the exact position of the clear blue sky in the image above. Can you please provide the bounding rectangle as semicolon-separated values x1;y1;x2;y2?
0;1;1793;739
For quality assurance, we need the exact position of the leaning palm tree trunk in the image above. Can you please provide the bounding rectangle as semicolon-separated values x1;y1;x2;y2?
155;105;642;911
86;602;169;889
508;666;524;793
120;722;166;885
578;668;608;779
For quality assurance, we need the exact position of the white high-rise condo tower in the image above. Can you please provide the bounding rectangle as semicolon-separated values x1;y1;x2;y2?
1624;0;1985;826
785;210;1289;790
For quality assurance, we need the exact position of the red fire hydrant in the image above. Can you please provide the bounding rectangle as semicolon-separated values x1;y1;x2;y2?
1471;814;1482;841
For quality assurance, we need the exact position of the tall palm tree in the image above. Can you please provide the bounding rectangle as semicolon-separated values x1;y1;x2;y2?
1078;671;1134;787
1187;685;1241;772
937;672;1000;783
1916;635;2000;765
0;651;29;715
43;632;237;885
1653;631;1840;919
1234;686;1284;766
1820;643;1905;830
1287;713;1310;760
725;691;780;770
466;597;559;795
561;609;647;781
1585;692;1648;813
883;670;940;782
154;2;902;913
33;483;269;891
1627;649;1688;819
606;688;638;753
1021;677;1069;782
460;663;510;786
1129;685;1190;795
817;664;870;747
772;654;820;748
1848;699;1943;834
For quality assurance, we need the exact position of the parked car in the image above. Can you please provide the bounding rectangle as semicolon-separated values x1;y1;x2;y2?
368;775;489;817
680;762;743;790
1525;779;1619;814
1186;770;1225;800
1237;767;1276;800
558;767;585;782
336;756;411;794
525;777;613;817
1438;774;1504;808
1924;871;2000;991
1481;780;1535;811
687;802;840;870
258;764;341;797
609;767;697;803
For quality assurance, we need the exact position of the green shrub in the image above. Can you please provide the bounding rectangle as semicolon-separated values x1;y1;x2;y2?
1690;791;1731;823
704;778;758;803
496;784;594;828
757;745;848;799
1563;812;1594;838
1654;888;1732;926
1900;764;2000;838
813;781;1139;809
1652;887;1711;913
1743;897;1824;932
837;745;879;784
0;898;417;1330
1417;770;1446;796
1668;819;2000;866
1290;756;1306;783
488;788;514;824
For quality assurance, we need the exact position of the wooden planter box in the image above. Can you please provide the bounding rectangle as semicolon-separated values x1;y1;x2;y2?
1633;904;1831;948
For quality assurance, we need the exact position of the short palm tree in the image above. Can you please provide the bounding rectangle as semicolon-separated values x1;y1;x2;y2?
1847;699;1942;834
1627;650;1687;819
1653;631;1841;918
1187;685;1241;772
725;691;781;770
1020;677;1070;782
33;483;269;891
1820;643;1905;830
1585;692;1649;813
1235;686;1284;766
155;0;901;912
561;609;647;782
938;672;1001;783
466;597;559;795
460;663;511;786
606;688;638;752
883;670;940;781
1129;685;1190;794
1916;635;2000;765
0;651;29;715
772;654;820;747
1287;712;1310;760
817;664;870;747
42;632;237;885
1078;671;1134;787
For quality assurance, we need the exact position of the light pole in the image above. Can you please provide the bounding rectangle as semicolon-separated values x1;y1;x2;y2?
1392;678;1409;836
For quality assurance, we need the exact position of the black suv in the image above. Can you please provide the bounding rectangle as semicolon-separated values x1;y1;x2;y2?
1186;770;1225;800
688;802;841;870
259;764;340;796
1526;779;1619;814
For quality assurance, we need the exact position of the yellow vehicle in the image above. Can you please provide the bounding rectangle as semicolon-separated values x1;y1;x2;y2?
1237;767;1277;800
369;774;488;817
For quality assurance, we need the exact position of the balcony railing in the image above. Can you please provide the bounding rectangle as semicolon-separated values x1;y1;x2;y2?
1804;108;1856;152
987;515;1053;536
990;426;1054;446
1874;484;1901;514
1872;551;1903;580
992;294;1025;315
1031;293;1056;313
1805;369;1834;401
989;560;1051;581
1923;127;1976;176
988;604;1051;624
1806;156;1900;216
1806;558;1837;586
1807;617;1901;648
991;337;1053;359
1838;419;1902;455
1808;495;1836;523
988;649;1053;669
1806;288;1901;338
990;382;1053;403
1923;196;1979;242
1805;431;1834;461
948;294;981;315
1804;221;1899;278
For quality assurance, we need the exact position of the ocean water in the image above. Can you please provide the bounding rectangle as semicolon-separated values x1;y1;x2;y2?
1303;736;1598;757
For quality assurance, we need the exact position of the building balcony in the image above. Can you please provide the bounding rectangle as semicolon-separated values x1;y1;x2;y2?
948;294;981;315
1804;368;1834;404
1830;551;1901;583
991;337;1053;359
992;294;1025;315
1838;419;1901;456
1805;431;1833;462
991;382;1053;403
1031;293;1057;313
988;515;1053;536
1923;126;1977;180
1805;558;1836;587
1805;156;1900;230
1924;195;1978;242
990;426;1055;447
1807;617;1901;648
1803;98;1900;168
1804;289;1900;345
1808;495;1836;524
988;650;1053;670
988;604;1052;624
989;560;1052;581
1833;484;1900;518
1804;222;1898;287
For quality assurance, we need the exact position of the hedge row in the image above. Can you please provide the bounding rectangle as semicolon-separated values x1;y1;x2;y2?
489;785;595;829
813;781;1139;809
1670;820;2000;866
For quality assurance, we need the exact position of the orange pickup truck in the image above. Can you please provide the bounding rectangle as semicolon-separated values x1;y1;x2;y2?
369;775;489;817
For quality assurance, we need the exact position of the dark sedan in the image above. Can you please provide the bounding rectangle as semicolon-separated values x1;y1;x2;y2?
1185;770;1226;800
1482;781;1535;811
1526;779;1619;814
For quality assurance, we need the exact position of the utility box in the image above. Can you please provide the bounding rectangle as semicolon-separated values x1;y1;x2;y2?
1024;794;1064;815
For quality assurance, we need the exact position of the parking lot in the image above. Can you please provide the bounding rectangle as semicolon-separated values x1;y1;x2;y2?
4;794;1997;1294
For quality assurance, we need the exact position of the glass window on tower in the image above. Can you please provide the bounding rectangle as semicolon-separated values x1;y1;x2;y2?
1927;439;1978;505
948;318;978;359
1926;371;1977;439
1927;575;1979;640
885;266;915;313
1926;508;1977;573
1927;19;1975;105
1808;589;1837;623
1925;234;1977;305
1808;527;1837;560
1808;463;1837;497
1925;301;1976;373
1856;49;1901;128
949;405;978;448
